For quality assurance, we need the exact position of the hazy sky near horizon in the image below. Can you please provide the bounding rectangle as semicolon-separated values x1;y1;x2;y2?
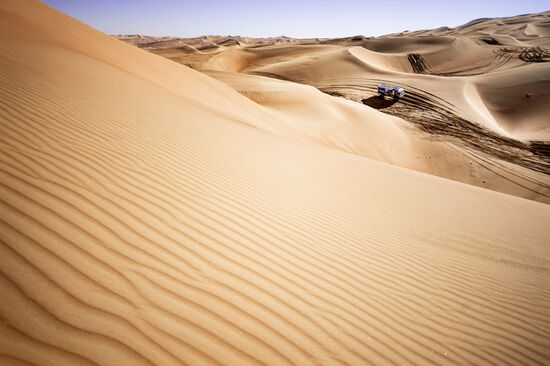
43;0;550;38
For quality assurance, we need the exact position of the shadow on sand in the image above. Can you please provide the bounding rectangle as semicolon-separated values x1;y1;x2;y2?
361;96;398;109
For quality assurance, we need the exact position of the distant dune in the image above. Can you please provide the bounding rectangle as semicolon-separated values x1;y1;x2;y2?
1;1;550;366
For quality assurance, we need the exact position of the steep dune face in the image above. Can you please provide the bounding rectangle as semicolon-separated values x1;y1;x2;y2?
2;1;550;366
474;63;550;140
347;47;414;73
359;36;456;53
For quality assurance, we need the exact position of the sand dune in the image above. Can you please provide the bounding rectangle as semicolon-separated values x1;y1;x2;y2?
138;11;550;203
205;70;550;203
400;11;550;45
2;1;550;366
474;62;550;139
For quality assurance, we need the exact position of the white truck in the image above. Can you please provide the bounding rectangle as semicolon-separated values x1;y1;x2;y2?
377;84;405;100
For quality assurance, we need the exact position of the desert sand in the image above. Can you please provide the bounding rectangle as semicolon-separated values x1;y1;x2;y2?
1;1;550;365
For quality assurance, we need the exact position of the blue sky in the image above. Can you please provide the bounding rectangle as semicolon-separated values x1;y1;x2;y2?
43;0;550;38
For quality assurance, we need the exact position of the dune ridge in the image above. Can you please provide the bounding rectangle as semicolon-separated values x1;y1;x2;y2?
1;1;550;366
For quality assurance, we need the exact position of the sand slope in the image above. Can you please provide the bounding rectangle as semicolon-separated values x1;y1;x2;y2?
1;1;550;366
205;70;550;203
206;47;550;203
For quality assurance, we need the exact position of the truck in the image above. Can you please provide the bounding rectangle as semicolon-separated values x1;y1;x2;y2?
377;84;405;100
